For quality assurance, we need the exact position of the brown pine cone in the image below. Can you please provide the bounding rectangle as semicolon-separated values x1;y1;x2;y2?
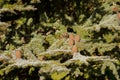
69;33;74;40
72;45;78;53
74;35;80;42
117;12;120;20
68;39;74;46
15;50;22;59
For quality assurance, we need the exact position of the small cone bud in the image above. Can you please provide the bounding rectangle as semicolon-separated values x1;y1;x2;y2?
15;50;22;59
74;35;80;42
69;33;74;40
21;37;25;43
60;32;69;39
112;6;118;12
112;2;118;12
72;45;78;53
68;39;74;46
39;56;46;60
62;32;69;38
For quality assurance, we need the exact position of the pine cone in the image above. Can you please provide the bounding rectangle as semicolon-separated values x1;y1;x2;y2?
117;12;120;20
72;45;78;53
74;35;80;42
69;33;74;40
68;39;74;46
15;50;22;59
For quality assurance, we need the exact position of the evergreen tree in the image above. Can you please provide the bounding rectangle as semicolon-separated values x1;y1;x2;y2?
0;0;120;80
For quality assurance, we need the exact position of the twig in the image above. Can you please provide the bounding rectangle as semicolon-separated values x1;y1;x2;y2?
71;52;117;65
39;49;71;55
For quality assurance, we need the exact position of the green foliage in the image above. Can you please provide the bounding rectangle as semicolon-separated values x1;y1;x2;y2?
0;0;120;80
101;61;119;80
51;71;68;80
